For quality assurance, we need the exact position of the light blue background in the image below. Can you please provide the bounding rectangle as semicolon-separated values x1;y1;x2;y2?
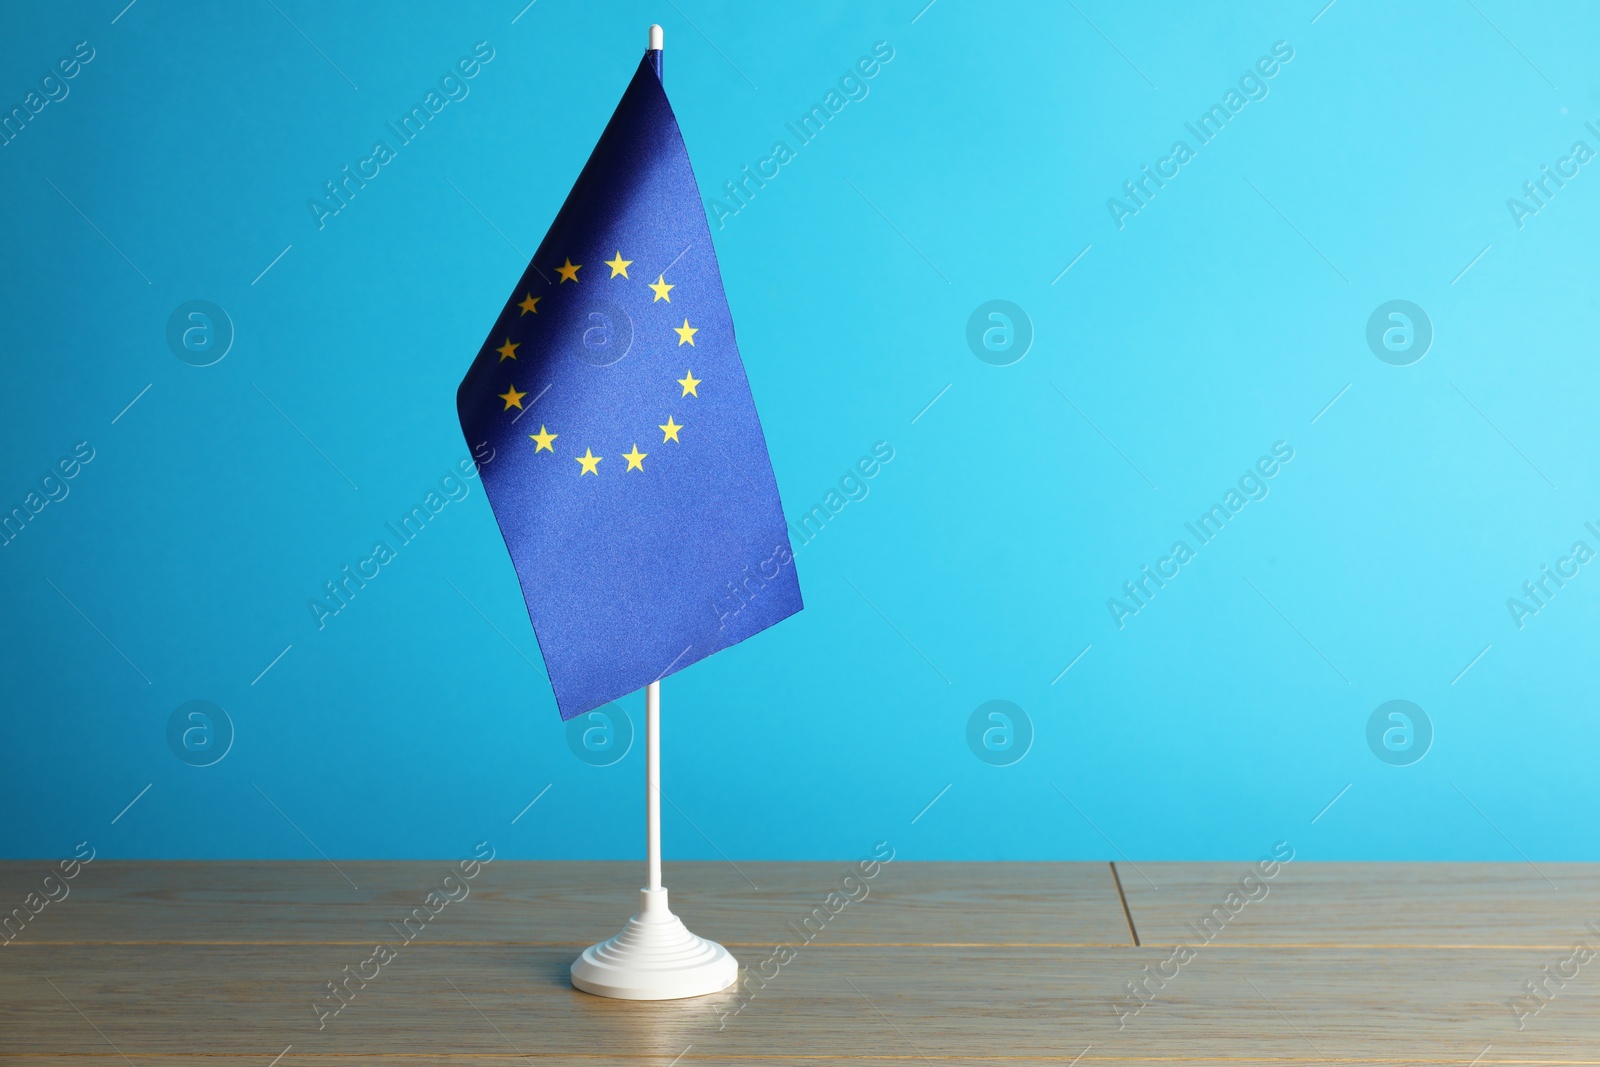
3;0;1596;862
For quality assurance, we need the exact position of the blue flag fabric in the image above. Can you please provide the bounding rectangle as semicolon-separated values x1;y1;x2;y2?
456;48;802;720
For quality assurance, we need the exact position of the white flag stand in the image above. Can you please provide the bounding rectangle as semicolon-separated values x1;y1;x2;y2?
569;677;739;999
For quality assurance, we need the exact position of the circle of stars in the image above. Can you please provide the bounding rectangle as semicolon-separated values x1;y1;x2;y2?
497;251;702;477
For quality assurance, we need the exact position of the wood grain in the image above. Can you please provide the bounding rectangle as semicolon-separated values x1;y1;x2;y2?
4;944;1596;1062
3;862;1599;1064
1120;861;1600;947
0;860;1132;946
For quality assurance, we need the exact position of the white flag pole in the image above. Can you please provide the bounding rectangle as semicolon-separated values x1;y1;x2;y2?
646;679;661;893
568;23;739;1002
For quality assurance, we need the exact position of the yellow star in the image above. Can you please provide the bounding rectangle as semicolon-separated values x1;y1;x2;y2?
649;275;674;302
496;338;519;361
659;416;682;443
677;370;700;397
499;384;526;410
518;293;540;315
575;448;602;476
622;444;647;471
674;319;698;346
555;258;581;283
604;251;632;278
529;425;557;452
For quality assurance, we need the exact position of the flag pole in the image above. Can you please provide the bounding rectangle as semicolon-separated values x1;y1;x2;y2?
646;679;661;892
645;20;665;899
569;24;737;999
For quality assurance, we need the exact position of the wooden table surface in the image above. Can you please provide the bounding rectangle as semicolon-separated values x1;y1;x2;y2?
3;859;1597;1064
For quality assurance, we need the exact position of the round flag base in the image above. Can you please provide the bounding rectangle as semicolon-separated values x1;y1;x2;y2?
570;887;738;1000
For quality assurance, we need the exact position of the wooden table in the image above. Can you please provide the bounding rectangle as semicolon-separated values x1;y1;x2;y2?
4;859;1597;1064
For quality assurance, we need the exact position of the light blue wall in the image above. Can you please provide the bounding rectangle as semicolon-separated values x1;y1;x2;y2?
4;0;1597;862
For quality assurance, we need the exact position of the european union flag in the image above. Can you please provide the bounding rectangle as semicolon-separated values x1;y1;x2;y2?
457;46;802;720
